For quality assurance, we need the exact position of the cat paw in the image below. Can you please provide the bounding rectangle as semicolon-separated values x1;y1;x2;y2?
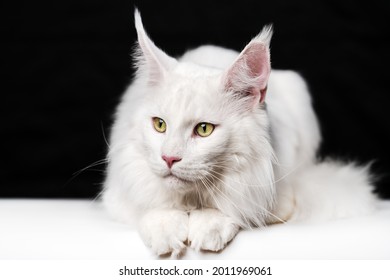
188;209;239;252
138;209;188;257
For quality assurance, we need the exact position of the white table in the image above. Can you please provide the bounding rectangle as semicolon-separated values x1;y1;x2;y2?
1;199;389;259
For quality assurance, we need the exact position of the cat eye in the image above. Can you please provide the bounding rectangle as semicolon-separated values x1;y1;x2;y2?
195;122;215;137
152;117;166;133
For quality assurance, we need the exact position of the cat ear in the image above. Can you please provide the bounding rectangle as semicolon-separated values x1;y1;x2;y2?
223;25;272;107
134;9;177;85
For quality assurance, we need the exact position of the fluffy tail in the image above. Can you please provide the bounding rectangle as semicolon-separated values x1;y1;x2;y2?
289;160;378;223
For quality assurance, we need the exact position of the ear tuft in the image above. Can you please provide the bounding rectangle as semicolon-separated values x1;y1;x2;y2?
253;25;273;48
223;25;273;107
133;8;177;86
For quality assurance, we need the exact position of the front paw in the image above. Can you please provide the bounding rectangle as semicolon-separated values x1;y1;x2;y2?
188;209;239;252
138;209;188;257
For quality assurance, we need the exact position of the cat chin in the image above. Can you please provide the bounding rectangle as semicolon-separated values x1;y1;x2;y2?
162;174;194;192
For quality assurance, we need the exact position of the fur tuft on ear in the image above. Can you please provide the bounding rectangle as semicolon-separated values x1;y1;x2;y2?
133;9;177;85
223;25;273;107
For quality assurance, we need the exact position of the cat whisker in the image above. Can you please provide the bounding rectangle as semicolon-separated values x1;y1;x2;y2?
204;170;286;225
101;122;111;149
72;158;109;177
196;145;275;162
63;158;109;187
210;162;301;188
193;179;205;210
202;173;254;228
199;175;245;223
197;176;222;212
209;168;277;203
209;166;270;188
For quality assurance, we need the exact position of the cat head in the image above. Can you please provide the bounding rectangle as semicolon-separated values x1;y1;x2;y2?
133;10;273;192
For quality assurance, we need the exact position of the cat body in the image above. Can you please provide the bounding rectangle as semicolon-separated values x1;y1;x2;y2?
102;10;376;256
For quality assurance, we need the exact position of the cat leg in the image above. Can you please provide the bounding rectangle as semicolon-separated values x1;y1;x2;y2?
138;208;188;257
188;208;239;252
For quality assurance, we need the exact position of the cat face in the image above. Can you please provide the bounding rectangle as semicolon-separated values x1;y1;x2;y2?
134;11;272;191
141;66;235;191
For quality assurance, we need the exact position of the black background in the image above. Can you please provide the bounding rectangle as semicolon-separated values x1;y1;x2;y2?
1;0;389;198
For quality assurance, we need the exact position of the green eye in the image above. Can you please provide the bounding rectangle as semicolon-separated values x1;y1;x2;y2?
195;122;215;137
153;117;166;133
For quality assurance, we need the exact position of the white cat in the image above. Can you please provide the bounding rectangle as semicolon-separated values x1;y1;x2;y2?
102;9;377;257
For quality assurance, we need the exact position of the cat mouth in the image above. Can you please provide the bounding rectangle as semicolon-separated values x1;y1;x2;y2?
164;172;192;183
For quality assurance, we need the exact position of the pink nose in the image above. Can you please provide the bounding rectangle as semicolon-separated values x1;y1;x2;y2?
162;155;182;169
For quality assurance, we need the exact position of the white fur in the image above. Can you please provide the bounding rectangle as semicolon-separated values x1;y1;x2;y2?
188;208;239;252
138;208;188;257
102;10;377;256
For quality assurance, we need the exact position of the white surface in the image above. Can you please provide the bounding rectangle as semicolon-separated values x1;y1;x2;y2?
0;199;389;260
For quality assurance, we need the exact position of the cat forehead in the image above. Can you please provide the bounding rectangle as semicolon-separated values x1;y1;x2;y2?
148;67;224;122
173;61;223;76
160;62;223;99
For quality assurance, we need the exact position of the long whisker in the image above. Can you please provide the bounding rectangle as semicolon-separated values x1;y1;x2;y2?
72;159;108;177
197;176;222;211
63;158;108;188
205;170;286;225
210;161;302;188
202;173;254;228
193;179;205;210
101;122;111;149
